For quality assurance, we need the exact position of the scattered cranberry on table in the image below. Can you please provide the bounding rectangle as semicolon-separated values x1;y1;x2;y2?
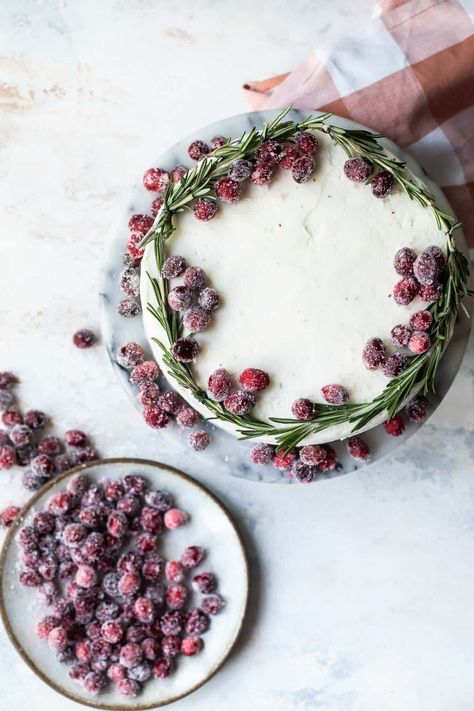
72;329;96;350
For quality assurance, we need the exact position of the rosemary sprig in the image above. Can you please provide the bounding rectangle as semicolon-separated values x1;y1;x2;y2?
143;107;471;451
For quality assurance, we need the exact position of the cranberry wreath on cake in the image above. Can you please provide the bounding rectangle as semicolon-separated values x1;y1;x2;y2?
133;109;470;466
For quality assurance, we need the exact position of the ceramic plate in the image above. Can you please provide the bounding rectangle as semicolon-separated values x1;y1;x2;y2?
0;458;249;709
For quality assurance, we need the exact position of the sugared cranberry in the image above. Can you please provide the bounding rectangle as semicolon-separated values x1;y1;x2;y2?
75;564;97;589
176;405;199;428
321;384;349;405
117;495;140;517
279;144;301;170
37;616;59;640
188;431;210;451
425;245;446;273
228;159;252;182
300;445;327;466
164;508;188;529
19;569;43;587
128;662;152;683
162;255;186;279
124;473;147;495
250;162;274;186
117;298;141;318
17;444;38;467
145;489;172;511
128;213;154;233
394;247;417;276
63;523;87;547
207;369;232;402
160;611;184;637
182;635;202;656
153;657;173;679
414;251;437;285
33;511;55;534
383;415;405;436
198;287;219;312
127;232;144;261
137;382;161;407
419;282;443;303
0;505;20;527
215;177;241;204
192;571;216;594
393;276;419;305
239;368;270;393
140;507;163;534
116;678;139;697
317;445;338;472
344;157;373;182
383;353;408;378
166;584;187;610
75;639;92;662
185;607;208;635
193;197;217;221
142;554;163;581
134;597;155;624
291;398;314;421
130;361;160;385
162;635;181;658
107;662;127;682
83;671;107;695
362;337;386;370
48;626;69;652
250;442;275;465
73;329;96;349
0;372;17;390
224;390;256;415
168;285;194;311
119;266;140;298
142;638;159;661
150;196;163;216
292;460;316;483
171;337;200;363
371;170;394;198
118;572;141;596
201;593;224;615
107;511;128;538
165;560;184;583
136;532;157;554
2;409;22;427
116;342;145;370
210;135;226;149
180;545;204;568
409;310;433;331
143;405;169;430
408;331;430;354
273;449;298;471
170;165;187;183
407;394;428;422
256;140;283;165
390;324;412;348
143;167;169;192
295;131;318;155
9;424;32;447
188;140;210;161
346;436;370;461
38;436;62;456
292;154;315;183
183;266;206;289
183;307;211;333
48;491;72;515
69;663;90;682
70;446;98;465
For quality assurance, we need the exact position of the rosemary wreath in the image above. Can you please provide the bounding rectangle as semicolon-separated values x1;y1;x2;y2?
142;107;472;451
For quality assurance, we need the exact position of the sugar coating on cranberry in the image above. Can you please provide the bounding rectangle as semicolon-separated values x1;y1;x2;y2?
383;353;408;378
31;453;54;477
273;449;298;471
347;436;370;461
344;157;373;182
38;436;62;456
250;162;274;186
317;445;338;472
390;324;412;348
393;276;419;305
250;442;275;465
171;338;200;363
295;131;319;156
188;431;210;451
193;197;217;222
129;213;154;233
143;167;169;193
181;545;204;568
176;405;199;429
419;282;443;303
202;593;224;615
143;406;169;430
224;390;256;415
279;144;301;170
425;245;446;272
119;266;140;298
215;176;241;204
165;560;184;583
409;310;433;332
228;159;252;182
407;394;428;423
162;255;186;279
150;196;164;216
2;409;23;427
130;361;160;385
9;424;33;446
292;154;315;183
48;625;69;652
414;251;437;285
157;390;182;415
183;307;212;333
321;384;349;406
137;382;161;407
0;505;20;527
0;391;14;412
62;522;86;547
185;607;209;635
394;247;417;276
116;342;145;369
164;508;188;529
208;369;232;402
171;165;187;183
183;266;206;290
371;170;394;198
292;460;316;483
127;232;144;261
291;398;314;421
168;286;194;312
188;140;210;161
193;571;216;594
256;140;283;165
239;368;270;393
300;445;327;466
408;331;431;354
210;135;226;150
198;287;220;311
117;298;141;318
166;584;187;610
153;658;172;679
383;415;405;436
362;337;386;370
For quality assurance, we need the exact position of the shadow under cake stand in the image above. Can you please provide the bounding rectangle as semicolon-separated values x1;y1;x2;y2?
100;110;472;484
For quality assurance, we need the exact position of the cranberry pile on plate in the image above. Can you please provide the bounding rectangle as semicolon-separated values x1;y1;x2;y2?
18;473;224;698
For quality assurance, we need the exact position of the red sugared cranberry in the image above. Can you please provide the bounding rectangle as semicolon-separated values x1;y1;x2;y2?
215;176;241;204
273;449;298;471
0;505;20;527
48;491;72;515
371;170;394;198
185;607;208;635
383;353;408;378
107;662;126;682
48;626;69;652
73;329;96;349
250;162;274;186
63;523;87;547
76;564;97;589
408;331;431;354
124;473;147;496
183;307;211;333
165;561;184;583
119;266;140;298
117;298;141;318
171;338;200;363
9;424;32;446
383;415;405;436
83;671;107;695
300;445;327;466
127;232;144;261
394;247;417;276
239;368;270;393
183;266;206;289
107;511;128;538
292;154;315;183
406;394;428;423
142;406;169;430
130;361;160;385
362;337;386;370
228;159;252;182
291;398;314;421
137;382;160;407
321;384;349;405
344;157;373;182
141;508;163;534
31;454;54;477
224;390;256;415
145;489;172;511
250;442;275;465
188;140;210;161
153;657;173;678
188;431;210;451
168;285;194;311
425;245;446;272
171;165;187;183
390;324;412;348
142;638;159;661
295;131;319;155
211;135;226;149
129;213;154;233
208;369;232;402
346;436;370;461
256;140;283;165
181;545;204;568
414;251;437;285
118;572;141;596
134;597;155;624
164;508;188;529
37;616;58;640
292;460;316;483
2;409;22;427
150;196;163;216
33;511;55;534
193;197;217;221
202;593;224;615
38;436;62;456
409;310;433;331
162;635;181;658
279;144;301;170
166;584;187;610
143;167;169;192
160;610;185;636
317;445;337;472
419;282;443;303
192;571;216;594
197;287;220;312
19;569;42;587
116;342;144;369
162;255;186;279
182;635;202;656
176;405;199;428
393;276;419;305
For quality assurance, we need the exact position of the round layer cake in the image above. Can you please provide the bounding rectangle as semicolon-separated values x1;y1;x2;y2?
140;129;448;445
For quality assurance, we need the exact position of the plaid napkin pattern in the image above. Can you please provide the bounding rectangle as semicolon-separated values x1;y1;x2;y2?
244;0;474;247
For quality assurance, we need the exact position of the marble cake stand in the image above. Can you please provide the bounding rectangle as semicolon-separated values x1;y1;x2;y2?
100;110;472;484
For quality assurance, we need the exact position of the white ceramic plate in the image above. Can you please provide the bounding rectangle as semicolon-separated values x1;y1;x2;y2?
0;458;249;709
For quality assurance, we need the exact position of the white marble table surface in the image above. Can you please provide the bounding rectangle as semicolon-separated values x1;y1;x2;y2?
1;2;474;710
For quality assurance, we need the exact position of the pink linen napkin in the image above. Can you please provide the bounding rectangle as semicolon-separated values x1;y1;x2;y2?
244;0;474;247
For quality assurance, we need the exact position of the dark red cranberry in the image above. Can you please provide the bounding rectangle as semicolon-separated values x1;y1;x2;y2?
291;460;316;483
250;443;275;465
292;154;315;183
19;569;43;587
383;353;408;378
170;165;187;183
409;310;433;331
344;157;373;182
162;255;186;279
143;406;169;430
362;337;386;370
73;329;96;349
250;162;274;186
390;324;412;348
418;282;443;303
162;635;181;658
279;144;301;170
123;474;147;495
2;409;23;427
215;176;241;204
143;167;169;192
171;337;200;363
83;671;107;695
210;135;226;149
38;436;62;456
128;213;154;233
346;436;370;461
224;390;256;415
140;507;163;534
228;159;252;182
294;131;318;155
185;607;209;635
166;584;187;610
371;170;394;198
201;593;224;615
408;331;431;354
193;197;217;221
317;445;338;472
117;298;141;318
31;454;54;477
407;394;428;423
168;285;194;311
183;266;206;289
425;245;446;273
300;445;327;466
393;276;419;305
208;369;232;402
145;489;172;511
181;545;204;568
142;554;163;582
136;532;157;554
256;140;283;165
188;140;210;161
239;368;270;393
129;361;160;385
188;431;210;451
0;372;17;390
414;251;437;285
394;247;417;276
153;658;173;678
192;571;216;594
273;449;298;471
291;398;314;421
383;415;405;436
9;424;33;447
321;384;349;405
198;287;219;311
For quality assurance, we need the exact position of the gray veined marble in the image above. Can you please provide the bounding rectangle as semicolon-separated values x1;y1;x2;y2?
99;110;472;484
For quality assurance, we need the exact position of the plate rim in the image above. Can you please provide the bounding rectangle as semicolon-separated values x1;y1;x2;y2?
0;457;250;710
